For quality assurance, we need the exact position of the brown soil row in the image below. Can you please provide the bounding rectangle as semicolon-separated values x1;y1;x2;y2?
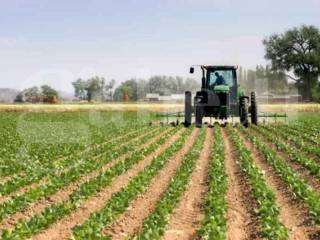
0;176;12;184
250;128;320;195
160;128;212;240
0;128;171;233
103;128;200;240
273;127;320;163
30;128;187;240
222;128;259;240
237;129;314;240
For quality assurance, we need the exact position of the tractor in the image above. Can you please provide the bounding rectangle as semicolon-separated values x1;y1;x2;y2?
184;65;258;128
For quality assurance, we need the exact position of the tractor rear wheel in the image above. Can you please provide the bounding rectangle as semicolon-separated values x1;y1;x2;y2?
240;97;249;127
250;92;258;125
195;105;203;128
184;91;192;127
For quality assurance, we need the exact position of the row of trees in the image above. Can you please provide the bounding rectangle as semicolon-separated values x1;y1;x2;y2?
15;85;59;103
72;77;115;102
72;76;199;102
113;76;199;101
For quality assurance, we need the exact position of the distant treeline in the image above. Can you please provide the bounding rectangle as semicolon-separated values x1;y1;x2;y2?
70;68;296;102
72;76;200;102
15;85;59;103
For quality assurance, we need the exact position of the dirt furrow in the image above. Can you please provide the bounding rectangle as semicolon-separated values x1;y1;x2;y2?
30;128;185;240
0;176;12;184
270;127;320;163
237;128;314;240
160;128;211;240
222;127;258;240
103;128;200;240
0;128;170;232
250;128;320;195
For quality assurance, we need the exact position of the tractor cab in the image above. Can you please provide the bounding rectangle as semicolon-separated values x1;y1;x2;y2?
205;66;238;104
186;65;258;128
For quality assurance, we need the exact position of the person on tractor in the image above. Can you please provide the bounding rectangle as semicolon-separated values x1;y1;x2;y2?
215;72;226;85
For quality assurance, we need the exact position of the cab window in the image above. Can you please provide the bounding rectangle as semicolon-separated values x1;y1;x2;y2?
208;70;235;88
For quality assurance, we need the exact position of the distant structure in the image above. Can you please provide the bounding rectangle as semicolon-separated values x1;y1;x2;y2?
27;96;59;104
145;93;185;102
258;94;302;103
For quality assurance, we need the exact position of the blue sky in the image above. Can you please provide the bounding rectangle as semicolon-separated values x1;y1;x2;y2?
0;0;319;92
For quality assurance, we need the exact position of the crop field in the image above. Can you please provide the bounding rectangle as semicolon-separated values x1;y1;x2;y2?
0;112;320;240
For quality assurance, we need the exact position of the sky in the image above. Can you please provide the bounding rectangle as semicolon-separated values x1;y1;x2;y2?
0;0;319;92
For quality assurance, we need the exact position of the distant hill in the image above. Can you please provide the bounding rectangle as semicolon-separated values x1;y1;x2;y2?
0;88;19;103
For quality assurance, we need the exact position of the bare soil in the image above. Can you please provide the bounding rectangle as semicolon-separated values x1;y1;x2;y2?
30;128;185;240
222;128;259;240
237;128;317;240
160;128;212;240
103;128;200;240
251;128;320;195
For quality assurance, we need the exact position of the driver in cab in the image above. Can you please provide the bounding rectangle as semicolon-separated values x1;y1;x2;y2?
210;72;226;90
215;72;226;85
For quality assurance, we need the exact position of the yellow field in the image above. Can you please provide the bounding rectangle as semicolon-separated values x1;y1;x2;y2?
0;103;319;112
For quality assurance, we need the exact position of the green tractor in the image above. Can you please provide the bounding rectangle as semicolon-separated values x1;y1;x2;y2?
185;65;258;127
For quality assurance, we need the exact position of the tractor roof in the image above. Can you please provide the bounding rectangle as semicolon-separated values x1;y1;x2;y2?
203;65;237;70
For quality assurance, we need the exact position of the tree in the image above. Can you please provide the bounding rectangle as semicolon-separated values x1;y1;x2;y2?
263;25;320;101
15;85;59;103
105;79;116;101
24;86;40;100
14;93;24;103
41;85;58;97
72;77;115;101
113;79;138;101
85;76;106;102
72;79;87;100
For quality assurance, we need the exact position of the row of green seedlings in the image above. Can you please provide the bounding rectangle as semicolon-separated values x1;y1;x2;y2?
278;123;319;146
0;126;154;198
71;127;197;239
263;124;320;158
130;127;206;240
250;125;320;179
0;116;28;174
239;125;320;224
0;126;168;225
0;122;144;178
32;124;150;170
1;126;182;239
227;125;288;240
197;126;228;240
0;120;141;177
291;119;320;135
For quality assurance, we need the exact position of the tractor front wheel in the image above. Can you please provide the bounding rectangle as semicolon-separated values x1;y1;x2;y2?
239;97;249;127
250;92;258;125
